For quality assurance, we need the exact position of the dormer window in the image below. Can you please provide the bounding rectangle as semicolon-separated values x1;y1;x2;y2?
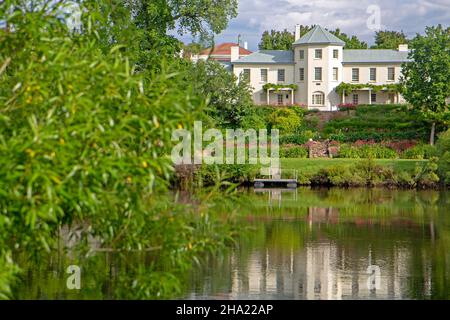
315;49;322;59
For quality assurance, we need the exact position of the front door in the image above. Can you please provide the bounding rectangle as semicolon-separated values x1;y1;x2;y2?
277;94;283;106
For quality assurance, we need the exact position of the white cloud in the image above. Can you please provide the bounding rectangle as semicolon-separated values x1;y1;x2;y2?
214;0;450;50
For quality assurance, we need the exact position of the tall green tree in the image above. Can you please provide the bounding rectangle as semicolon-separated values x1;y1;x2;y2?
0;0;241;299
258;26;367;50
329;28;368;49
188;61;254;127
88;0;238;70
401;25;450;145
259;29;295;50
259;25;314;50
372;30;409;49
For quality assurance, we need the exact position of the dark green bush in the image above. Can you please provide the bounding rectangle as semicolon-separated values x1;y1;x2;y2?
268;108;302;134
401;144;437;159
195;164;258;185
280;146;308;158
436;129;450;185
280;130;318;145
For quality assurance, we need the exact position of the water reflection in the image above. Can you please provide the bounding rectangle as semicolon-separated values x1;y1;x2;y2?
9;188;450;300
187;188;449;300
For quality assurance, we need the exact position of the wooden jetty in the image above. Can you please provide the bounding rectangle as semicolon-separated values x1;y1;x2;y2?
254;168;298;188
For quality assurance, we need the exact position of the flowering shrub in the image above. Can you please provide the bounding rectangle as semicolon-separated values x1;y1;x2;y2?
383;140;418;153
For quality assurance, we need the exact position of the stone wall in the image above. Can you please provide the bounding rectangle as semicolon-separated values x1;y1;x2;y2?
306;140;340;158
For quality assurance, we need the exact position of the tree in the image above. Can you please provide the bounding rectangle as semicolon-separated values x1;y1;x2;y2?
188;61;254;127
329;28;368;49
259;29;294;50
257;26;368;50
183;42;204;59
88;0;238;70
259;25;314;50
372;30;409;49
401;25;450;145
0;0;241;299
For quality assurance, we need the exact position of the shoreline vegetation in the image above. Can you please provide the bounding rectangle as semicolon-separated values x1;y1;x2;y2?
174;103;449;190
176;158;447;190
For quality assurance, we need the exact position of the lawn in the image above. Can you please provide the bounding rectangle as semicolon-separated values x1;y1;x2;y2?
281;158;428;175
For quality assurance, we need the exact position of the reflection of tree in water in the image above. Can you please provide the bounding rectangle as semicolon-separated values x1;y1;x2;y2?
188;188;450;299
9;189;450;300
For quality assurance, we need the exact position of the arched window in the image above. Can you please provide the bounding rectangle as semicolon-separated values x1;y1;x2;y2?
312;91;325;105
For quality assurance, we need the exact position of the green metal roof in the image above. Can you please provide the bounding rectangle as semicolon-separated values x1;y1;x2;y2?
232;50;294;64
343;50;410;63
293;25;345;46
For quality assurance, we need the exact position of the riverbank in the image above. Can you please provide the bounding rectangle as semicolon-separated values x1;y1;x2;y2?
282;158;440;188
281;158;426;174
185;158;446;189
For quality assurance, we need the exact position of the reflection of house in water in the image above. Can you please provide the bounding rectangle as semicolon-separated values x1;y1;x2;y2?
254;188;298;208
229;226;412;299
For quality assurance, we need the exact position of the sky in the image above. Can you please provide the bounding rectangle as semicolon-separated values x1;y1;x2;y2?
176;0;450;50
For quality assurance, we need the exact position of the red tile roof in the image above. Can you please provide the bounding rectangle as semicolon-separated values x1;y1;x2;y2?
200;43;252;56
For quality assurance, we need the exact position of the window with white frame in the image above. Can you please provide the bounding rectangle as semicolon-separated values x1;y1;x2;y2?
299;50;305;60
315;49;322;59
277;69;285;82
353;94;359;105
388;67;395;81
299;68;305;81
352;68;359;82
369;68;377;82
312;92;324;105
333;68;338;81
242;69;251;81
371;93;377;103
277;94;283;105
314;67;322;81
260;69;268;82
333;49;339;59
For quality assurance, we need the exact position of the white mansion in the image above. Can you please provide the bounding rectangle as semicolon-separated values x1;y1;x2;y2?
231;25;410;110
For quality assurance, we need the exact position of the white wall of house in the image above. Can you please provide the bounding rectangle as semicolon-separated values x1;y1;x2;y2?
341;63;406;104
293;44;344;110
344;90;400;105
342;63;403;84
233;64;295;105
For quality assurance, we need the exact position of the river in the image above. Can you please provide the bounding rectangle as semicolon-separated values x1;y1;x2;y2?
11;187;450;300
186;188;450;300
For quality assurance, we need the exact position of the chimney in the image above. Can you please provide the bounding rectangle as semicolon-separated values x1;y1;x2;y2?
295;24;301;41
244;41;248;50
230;46;240;61
398;44;408;52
